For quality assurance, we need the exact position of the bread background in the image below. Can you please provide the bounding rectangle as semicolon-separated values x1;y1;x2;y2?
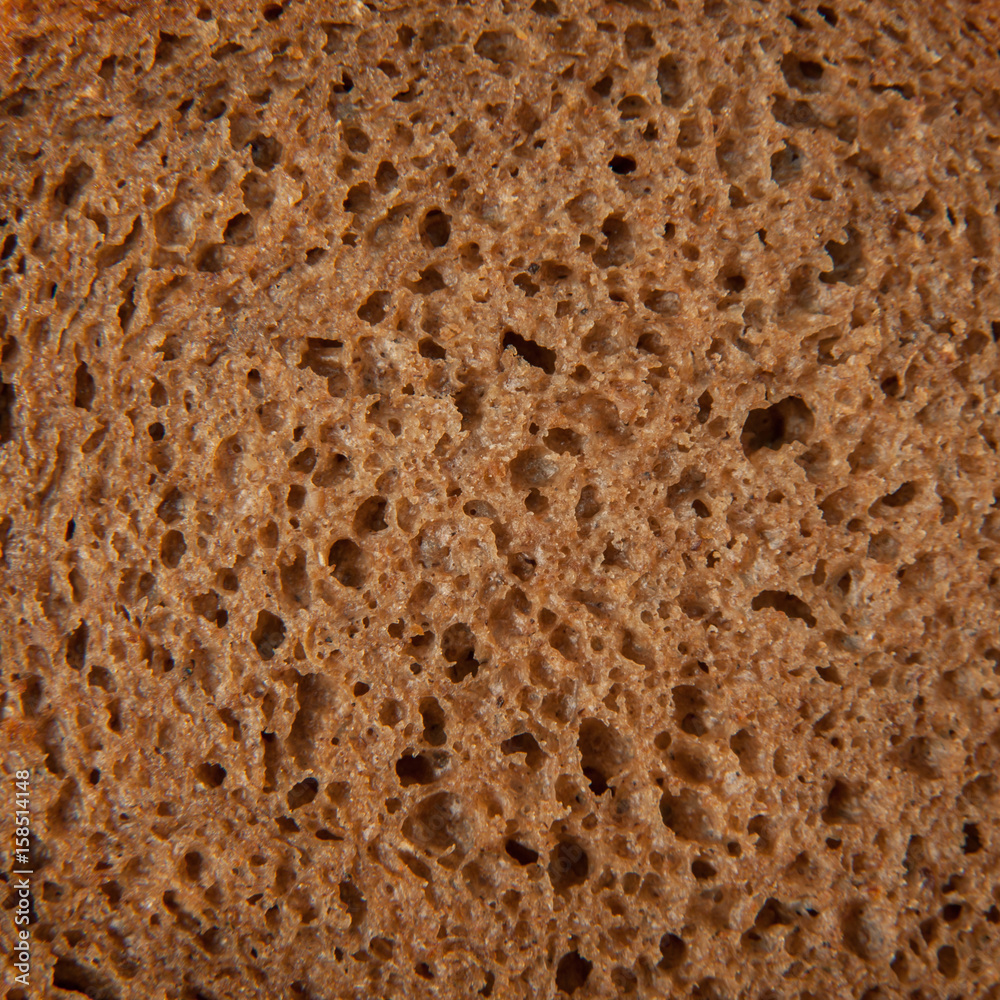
1;0;999;997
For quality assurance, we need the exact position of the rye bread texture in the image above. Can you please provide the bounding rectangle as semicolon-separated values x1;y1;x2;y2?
1;1;1000;998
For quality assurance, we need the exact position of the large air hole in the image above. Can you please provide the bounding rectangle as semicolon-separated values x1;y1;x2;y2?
395;752;437;786
74;363;95;410
741;396;813;455
0;377;15;443
548;839;589;892
441;622;480;682
329;538;366;588
555;951;592;994
252;610;286;659
501;331;556;374
505;839;539;865
249;133;282;170
820;227;865;285
578;718;631;795
880;481;917;508
419;209;451;248
751;590;816;627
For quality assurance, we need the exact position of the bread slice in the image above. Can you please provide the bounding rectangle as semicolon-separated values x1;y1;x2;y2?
2;0;1000;997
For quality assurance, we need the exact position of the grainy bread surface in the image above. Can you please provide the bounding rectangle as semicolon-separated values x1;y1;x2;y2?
2;0;1000;998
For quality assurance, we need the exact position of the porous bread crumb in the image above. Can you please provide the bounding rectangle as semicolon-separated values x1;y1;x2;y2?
1;1;1000;998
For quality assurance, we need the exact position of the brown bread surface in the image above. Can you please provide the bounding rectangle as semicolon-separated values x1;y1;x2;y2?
1;1;1000;998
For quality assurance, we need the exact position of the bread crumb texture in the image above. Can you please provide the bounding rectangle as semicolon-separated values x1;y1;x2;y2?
1;0;1000;997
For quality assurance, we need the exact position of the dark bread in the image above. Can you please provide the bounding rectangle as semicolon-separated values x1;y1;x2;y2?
1;1;1000;998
